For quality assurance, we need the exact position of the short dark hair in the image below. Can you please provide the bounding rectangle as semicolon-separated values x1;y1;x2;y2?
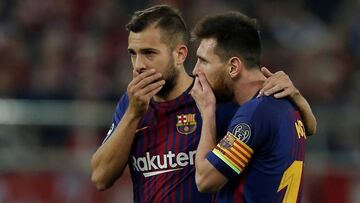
126;5;188;49
192;11;261;69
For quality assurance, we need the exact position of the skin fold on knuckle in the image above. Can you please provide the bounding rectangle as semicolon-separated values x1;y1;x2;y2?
128;88;136;96
264;84;272;91
127;82;134;89
134;91;143;98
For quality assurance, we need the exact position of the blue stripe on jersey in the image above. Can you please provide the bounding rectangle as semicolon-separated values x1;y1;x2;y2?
147;106;157;202
175;96;185;203
167;101;177;203
146;111;153;202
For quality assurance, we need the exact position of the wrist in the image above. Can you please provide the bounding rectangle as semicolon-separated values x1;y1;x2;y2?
202;107;216;117
125;108;144;120
201;109;216;120
290;88;301;100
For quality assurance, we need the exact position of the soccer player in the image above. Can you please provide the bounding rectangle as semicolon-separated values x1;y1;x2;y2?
190;11;314;203
91;5;316;203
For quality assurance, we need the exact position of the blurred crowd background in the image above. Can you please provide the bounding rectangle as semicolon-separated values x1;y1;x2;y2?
0;0;359;202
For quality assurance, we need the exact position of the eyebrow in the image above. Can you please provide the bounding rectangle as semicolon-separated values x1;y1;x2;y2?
127;48;160;54
140;48;159;53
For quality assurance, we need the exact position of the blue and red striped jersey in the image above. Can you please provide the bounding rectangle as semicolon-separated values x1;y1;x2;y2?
206;96;307;203
103;86;238;203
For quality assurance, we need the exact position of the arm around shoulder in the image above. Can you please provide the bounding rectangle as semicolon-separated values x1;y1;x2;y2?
290;89;317;136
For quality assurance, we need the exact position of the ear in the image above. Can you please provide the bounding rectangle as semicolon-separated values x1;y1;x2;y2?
174;45;188;65
228;57;242;78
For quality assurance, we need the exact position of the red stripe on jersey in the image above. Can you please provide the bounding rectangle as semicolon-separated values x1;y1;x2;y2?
172;108;179;203
234;177;246;203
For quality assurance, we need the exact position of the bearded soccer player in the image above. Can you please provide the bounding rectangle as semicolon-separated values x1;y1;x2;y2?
191;11;316;203
91;5;317;203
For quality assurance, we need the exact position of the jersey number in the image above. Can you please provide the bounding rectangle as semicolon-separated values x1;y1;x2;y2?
277;160;303;203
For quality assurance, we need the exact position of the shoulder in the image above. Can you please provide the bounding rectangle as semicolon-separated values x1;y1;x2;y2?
231;96;296;128
120;92;129;102
116;92;129;108
228;96;294;147
239;96;293;116
114;92;129;117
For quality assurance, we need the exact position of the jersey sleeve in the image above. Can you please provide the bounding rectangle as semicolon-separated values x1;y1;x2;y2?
102;93;129;144
206;98;269;179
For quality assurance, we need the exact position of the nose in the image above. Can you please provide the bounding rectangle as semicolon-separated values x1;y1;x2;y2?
192;60;200;76
133;55;146;73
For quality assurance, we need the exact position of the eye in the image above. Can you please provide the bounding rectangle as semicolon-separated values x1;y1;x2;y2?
197;57;207;64
143;50;155;55
143;51;156;60
128;49;136;56
144;50;156;58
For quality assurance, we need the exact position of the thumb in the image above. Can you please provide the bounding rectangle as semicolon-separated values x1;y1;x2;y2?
261;67;273;78
197;72;211;91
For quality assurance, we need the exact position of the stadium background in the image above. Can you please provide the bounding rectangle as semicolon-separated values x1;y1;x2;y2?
0;0;359;202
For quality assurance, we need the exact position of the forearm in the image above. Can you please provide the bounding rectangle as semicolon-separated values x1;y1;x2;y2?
195;110;217;174
290;90;317;136
91;110;141;190
195;110;227;192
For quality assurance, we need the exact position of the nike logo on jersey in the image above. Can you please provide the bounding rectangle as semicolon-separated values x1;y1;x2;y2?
131;150;196;177
135;126;149;133
143;168;183;177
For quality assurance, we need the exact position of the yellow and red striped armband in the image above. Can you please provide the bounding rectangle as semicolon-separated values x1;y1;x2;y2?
212;132;254;174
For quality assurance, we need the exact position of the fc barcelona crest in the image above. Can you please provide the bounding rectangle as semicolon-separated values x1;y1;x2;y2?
176;113;197;135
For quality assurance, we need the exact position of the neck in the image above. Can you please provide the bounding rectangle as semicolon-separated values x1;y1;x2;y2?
153;66;193;102
233;69;266;105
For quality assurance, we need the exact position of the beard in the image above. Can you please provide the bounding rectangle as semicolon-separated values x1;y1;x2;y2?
156;57;179;98
212;70;234;103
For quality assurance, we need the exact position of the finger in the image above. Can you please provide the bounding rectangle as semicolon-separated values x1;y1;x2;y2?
260;78;276;95
197;72;211;91
261;67;273;78
277;74;293;90
273;70;286;77
143;85;164;100
135;80;165;97
190;76;202;97
133;72;163;90
132;69;139;79
261;74;276;91
194;76;202;90
261;70;285;94
130;69;157;87
264;84;283;96
128;69;159;95
274;88;292;98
